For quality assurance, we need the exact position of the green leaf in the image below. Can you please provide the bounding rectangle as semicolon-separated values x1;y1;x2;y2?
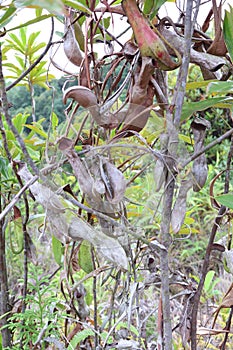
51;112;58;131
207;81;233;94
0;5;17;28
14;0;65;15
62;0;91;14
12;113;29;133
52;235;63;265
0;156;9;179
67;329;94;350
204;270;215;294
223;6;233;62
186;80;217;91
78;241;94;273
217;194;233;210
7;14;53;32
144;0;174;18
24;124;48;138
181;97;233;121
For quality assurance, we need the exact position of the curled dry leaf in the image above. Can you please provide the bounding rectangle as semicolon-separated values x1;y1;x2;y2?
63;85;98;109
158;25;226;76
63;14;83;66
58;137;126;206
17;163;128;270
101;159;126;204
58;137;102;207
191;118;211;192
207;0;227;56
63;86;116;127
171;176;193;234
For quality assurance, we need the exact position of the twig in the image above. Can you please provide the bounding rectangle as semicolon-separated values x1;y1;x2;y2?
220;307;233;350
190;205;227;349
0;175;38;222
182;128;233;168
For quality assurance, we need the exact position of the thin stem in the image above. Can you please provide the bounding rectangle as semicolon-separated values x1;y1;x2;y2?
190;205;226;349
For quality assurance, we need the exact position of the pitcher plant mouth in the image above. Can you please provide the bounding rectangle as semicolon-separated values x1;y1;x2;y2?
122;0;181;71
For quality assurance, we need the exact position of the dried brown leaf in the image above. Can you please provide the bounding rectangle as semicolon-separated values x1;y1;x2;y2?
63;15;83;66
63;86;98;108
17;163;128;270
171;177;193;233
191;118;210;192
102;160;126;204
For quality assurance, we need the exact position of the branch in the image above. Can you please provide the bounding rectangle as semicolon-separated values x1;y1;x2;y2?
0;175;38;222
190;205;227;349
182;128;233;169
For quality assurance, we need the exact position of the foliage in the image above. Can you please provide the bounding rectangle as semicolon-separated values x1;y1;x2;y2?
0;1;233;350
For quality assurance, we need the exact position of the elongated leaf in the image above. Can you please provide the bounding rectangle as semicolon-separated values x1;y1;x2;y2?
63;0;91;14
0;6;17;28
7;14;53;32
186;80;217;91
14;0;65;14
24;124;47;138
204;270;215;294
223;6;233;62
181;97;233;121
217;194;233;210
52;235;63;265
67;329;94;350
207;81;233;94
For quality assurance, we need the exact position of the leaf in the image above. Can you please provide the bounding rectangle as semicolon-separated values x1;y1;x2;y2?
24;124;47;138
17;163;128;270
67;329;94;350
0;5;17;28
63;86;98;108
78;241;94;273
171;177;193;233
207;80;233;94
62;0;91;14
223;5;233;62
144;0;170;18
14;0;65;15
7;15;53;33
186;80;217;91
181;97;233;121
52;235;63;265
217;194;233;210
51;112;58;131
0;157;9;179
204;270;215;294
102;160;126;204
64;14;83;66
12;113;29;133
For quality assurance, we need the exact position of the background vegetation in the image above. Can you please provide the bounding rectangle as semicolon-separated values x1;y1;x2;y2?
0;1;233;350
